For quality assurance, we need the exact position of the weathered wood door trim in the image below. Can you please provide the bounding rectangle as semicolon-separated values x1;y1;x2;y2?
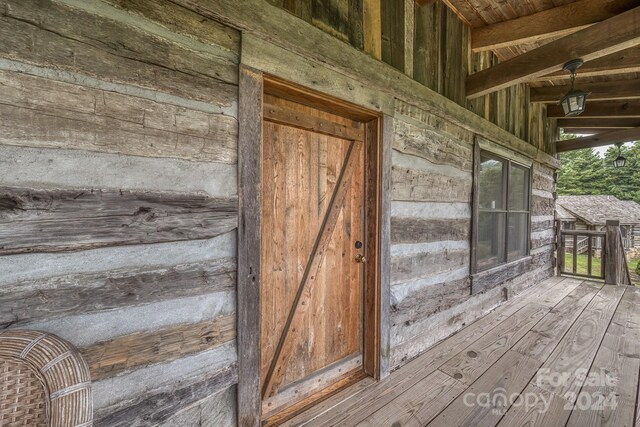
237;65;390;427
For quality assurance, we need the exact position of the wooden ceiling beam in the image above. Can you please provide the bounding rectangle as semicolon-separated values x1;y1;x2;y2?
531;79;640;103
534;47;640;81
466;6;640;99
472;0;640;53
556;127;640;152
557;118;640;129
547;100;640;118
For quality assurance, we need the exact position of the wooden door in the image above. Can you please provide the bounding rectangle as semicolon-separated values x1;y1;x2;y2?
260;93;368;420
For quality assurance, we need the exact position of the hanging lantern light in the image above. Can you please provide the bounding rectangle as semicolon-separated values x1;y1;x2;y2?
560;59;589;117
614;142;627;168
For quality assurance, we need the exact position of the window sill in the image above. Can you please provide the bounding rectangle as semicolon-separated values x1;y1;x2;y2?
470;256;532;295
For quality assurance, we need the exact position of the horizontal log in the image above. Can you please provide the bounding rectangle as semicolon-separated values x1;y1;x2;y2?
532;219;555;233
157;385;236;427
556;127;640;152
0;258;236;327
531;79;640;103
0;0;237;107
102;0;240;53
391;249;469;284
471;257;532;295
391;217;470;244
531;195;555;216
0;68;238;139
547;100;640;118
532;168;556;193
82;315;235;381
0;104;237;164
531;233;556;250
0;187;237;254
391;166;471;202
1;145;237;197
95;367;238;427
390;277;470;327
558;118;640;129
176;0;559;169
393;119;473;172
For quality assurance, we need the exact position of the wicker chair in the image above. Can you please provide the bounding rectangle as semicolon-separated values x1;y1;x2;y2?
0;330;93;427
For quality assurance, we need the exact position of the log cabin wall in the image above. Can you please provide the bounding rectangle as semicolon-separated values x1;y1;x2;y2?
267;0;556;154
0;0;559;425
388;101;556;367
0;0;239;425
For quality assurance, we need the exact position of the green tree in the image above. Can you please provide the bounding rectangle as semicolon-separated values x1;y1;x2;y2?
557;142;640;203
557;148;607;195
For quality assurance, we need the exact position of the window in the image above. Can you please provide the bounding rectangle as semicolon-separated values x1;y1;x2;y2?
475;152;531;272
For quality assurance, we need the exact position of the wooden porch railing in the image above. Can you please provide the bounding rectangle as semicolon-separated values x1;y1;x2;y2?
556;220;631;285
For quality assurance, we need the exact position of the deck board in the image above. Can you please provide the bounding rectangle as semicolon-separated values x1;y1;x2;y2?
285;279;640;427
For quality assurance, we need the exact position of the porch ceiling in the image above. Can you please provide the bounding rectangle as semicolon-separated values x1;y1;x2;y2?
444;0;640;149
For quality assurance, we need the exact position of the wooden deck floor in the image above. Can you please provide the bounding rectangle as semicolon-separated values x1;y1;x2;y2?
284;277;640;427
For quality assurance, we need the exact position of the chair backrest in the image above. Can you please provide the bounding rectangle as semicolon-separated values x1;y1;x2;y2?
0;330;93;427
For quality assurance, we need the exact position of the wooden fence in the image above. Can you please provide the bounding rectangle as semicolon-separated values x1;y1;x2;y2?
556;220;631;285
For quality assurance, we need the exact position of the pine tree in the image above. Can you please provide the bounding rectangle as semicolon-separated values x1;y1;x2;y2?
557;142;640;203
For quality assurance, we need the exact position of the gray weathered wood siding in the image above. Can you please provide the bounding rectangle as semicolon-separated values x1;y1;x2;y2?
266;0;556;154
0;0;238;425
389;101;556;368
0;0;560;425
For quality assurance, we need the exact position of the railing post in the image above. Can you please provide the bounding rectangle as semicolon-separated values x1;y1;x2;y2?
604;219;620;285
555;219;564;276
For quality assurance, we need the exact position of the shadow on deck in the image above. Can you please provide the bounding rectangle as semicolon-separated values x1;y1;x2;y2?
284;276;640;426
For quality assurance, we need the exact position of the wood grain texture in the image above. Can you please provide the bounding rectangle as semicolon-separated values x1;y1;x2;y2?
363;0;382;59
95;366;238;427
0;0;237;107
390;277;470;331
439;303;549;385
0;71;238;162
393;119;473;172
0;187;237;254
531;79;640;103
391;166;471;202
391;249;469;283
103;0;240;52
378;114;393;379
471;257;532;295
391;218;470;244
467;7;640;98
261;135;363;398
429;350;542;425
381;0;405;71
189;0;560;163
82;315;235;381
535;285;625;402
0;258;235;328
556;128;640;153
566;288;640;427
237;65;263;427
471;0;639;52
307;311;510;426
356;370;466;426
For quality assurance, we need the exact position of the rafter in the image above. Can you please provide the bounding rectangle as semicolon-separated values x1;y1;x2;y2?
531;79;640;103
535;47;640;81
466;6;640;99
556;127;640;152
548;100;640;118
558;118;640;129
472;0;640;52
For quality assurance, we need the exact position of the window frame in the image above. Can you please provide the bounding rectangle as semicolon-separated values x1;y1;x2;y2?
471;142;532;274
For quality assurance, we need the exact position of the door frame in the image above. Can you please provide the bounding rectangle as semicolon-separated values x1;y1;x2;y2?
237;65;391;426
